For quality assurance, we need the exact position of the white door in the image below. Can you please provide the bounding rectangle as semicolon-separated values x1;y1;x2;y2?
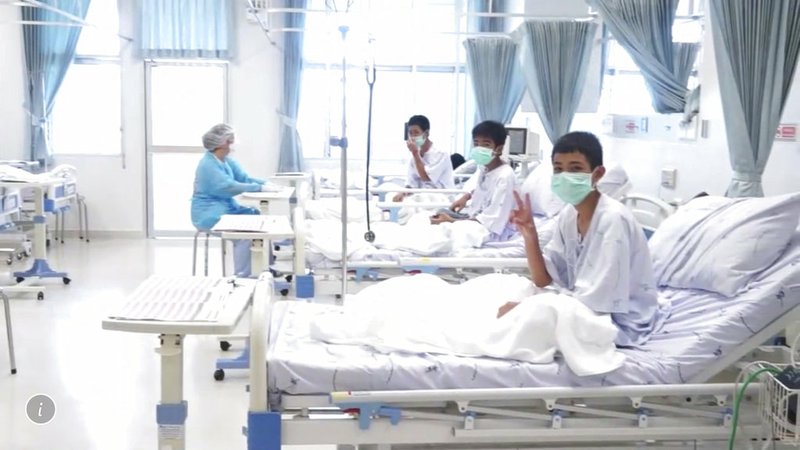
145;61;228;237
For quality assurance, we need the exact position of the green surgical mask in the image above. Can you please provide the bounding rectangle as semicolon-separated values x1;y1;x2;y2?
471;146;494;166
551;172;594;205
414;136;426;148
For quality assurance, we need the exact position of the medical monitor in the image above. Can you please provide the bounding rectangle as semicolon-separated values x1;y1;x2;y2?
506;127;528;156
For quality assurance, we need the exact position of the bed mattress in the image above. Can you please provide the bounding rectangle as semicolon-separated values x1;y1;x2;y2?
268;239;800;396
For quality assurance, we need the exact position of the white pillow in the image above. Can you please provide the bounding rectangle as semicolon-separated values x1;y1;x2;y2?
519;163;565;218
649;193;800;297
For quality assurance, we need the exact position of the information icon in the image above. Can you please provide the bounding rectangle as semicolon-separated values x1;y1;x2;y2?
26;394;56;425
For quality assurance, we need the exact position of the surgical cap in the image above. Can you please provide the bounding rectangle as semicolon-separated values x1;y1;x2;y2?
202;123;235;150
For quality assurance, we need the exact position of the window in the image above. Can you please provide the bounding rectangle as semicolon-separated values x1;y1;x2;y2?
598;0;702;115
298;0;474;160
50;0;121;155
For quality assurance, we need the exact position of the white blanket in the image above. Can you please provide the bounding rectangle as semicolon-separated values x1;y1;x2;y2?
0;164;77;183
305;215;490;260
309;273;625;376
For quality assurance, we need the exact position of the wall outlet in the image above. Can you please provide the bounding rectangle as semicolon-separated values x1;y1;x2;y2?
661;168;677;189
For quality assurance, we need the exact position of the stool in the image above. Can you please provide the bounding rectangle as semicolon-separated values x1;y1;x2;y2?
1;289;16;374
192;230;228;276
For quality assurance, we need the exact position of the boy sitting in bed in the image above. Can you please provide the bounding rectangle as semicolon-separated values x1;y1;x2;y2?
429;120;517;242
497;131;667;347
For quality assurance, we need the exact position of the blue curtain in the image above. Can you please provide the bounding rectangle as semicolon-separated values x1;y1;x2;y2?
710;0;800;197
139;0;234;59
277;0;307;173
22;0;91;163
591;0;699;114
463;37;526;124
516;20;598;145
468;0;510;33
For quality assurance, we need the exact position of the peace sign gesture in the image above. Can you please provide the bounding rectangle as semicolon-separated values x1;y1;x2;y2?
509;191;535;233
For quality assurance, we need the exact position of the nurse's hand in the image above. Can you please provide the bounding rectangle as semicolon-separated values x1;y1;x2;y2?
509;191;535;235
497;301;519;318
392;193;406;202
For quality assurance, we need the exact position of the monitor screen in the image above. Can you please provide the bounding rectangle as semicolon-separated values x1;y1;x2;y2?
506;127;528;156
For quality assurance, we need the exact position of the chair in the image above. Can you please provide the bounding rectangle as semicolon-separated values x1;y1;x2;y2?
192;230;228;276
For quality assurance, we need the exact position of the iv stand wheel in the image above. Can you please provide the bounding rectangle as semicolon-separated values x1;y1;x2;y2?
62;277;71;285
214;369;225;381
37;292;44;301
219;341;231;351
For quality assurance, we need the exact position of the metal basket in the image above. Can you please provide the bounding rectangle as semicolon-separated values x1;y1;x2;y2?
759;366;800;444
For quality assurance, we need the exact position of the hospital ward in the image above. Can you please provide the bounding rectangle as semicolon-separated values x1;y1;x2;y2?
2;1;800;450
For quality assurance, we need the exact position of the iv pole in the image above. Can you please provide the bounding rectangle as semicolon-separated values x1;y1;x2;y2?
330;24;349;302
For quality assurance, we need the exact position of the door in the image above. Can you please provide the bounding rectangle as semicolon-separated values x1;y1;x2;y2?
145;61;228;237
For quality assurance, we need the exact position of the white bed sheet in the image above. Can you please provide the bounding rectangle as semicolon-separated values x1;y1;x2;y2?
304;216;554;269
268;234;800;396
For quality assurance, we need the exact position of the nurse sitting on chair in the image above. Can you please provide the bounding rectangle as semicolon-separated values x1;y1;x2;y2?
191;123;270;278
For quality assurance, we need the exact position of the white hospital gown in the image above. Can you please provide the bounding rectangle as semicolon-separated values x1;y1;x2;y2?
543;195;669;347
462;164;516;241
405;145;455;189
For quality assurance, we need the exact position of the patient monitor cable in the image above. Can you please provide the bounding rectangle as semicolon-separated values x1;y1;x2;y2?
363;49;377;243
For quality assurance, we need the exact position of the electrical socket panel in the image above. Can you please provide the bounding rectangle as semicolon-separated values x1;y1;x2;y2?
661;168;677;189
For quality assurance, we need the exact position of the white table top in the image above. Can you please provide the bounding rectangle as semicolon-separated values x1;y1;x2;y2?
376;201;452;210
102;276;257;335
213;214;294;240
269;173;312;180
240;187;295;200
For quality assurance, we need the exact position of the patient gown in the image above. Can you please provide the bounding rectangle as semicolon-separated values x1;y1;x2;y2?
543;194;670;347
404;144;455;189
463;164;517;241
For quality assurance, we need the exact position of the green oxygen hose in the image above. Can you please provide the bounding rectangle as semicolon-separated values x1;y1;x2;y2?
729;367;782;450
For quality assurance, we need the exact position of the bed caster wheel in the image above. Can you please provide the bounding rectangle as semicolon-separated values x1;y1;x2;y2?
37;292;44;301
285;274;293;283
15;277;24;283
16;253;23;260
214;369;225;381
46;239;51;248
364;230;375;243
6;257;11;265
219;341;231;351
280;288;289;297
62;277;71;285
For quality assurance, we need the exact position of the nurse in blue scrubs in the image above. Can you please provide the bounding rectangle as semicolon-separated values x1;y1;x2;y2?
191;123;268;277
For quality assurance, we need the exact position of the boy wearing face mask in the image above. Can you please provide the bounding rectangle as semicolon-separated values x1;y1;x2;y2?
430;121;517;242
498;131;667;347
393;115;455;202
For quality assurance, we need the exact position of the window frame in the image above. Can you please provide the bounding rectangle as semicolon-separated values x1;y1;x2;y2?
50;2;123;158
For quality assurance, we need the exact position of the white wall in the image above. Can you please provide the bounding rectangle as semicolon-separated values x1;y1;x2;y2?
517;0;800;202
0;1;283;235
0;5;27;161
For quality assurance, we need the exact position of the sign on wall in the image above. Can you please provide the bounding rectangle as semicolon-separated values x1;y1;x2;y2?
776;124;797;141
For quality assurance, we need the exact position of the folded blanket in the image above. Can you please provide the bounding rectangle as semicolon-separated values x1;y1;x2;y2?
309;273;625;376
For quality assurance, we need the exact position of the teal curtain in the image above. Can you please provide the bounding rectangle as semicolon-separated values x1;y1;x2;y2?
139;0;234;59
22;0;91;162
591;0;699;113
277;0;307;172
710;0;800;197
463;37;526;124
516;20;598;144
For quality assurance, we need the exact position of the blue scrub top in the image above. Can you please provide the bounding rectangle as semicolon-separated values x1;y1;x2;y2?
190;151;264;230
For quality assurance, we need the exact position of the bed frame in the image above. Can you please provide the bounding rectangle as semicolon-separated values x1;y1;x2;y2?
244;273;799;450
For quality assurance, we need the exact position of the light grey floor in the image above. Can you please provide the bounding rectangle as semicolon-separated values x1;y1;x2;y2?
0;237;328;450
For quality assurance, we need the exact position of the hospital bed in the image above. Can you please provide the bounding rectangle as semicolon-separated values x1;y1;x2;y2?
0;187;29;265
288;192;673;297
243;227;800;449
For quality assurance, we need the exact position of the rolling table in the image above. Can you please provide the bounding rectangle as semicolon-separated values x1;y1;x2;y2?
239;186;295;216
210;215;295;379
103;275;265;450
1;180;69;300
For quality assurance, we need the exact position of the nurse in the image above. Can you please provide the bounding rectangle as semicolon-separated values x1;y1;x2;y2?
191;123;271;278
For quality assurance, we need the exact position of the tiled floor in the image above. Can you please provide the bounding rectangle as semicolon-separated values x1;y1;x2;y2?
0;237;327;450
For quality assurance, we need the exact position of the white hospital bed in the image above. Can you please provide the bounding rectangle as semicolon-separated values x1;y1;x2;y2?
289;193;673;297
244;230;800;449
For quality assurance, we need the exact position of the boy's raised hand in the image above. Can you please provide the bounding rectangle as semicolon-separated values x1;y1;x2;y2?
509;191;535;232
